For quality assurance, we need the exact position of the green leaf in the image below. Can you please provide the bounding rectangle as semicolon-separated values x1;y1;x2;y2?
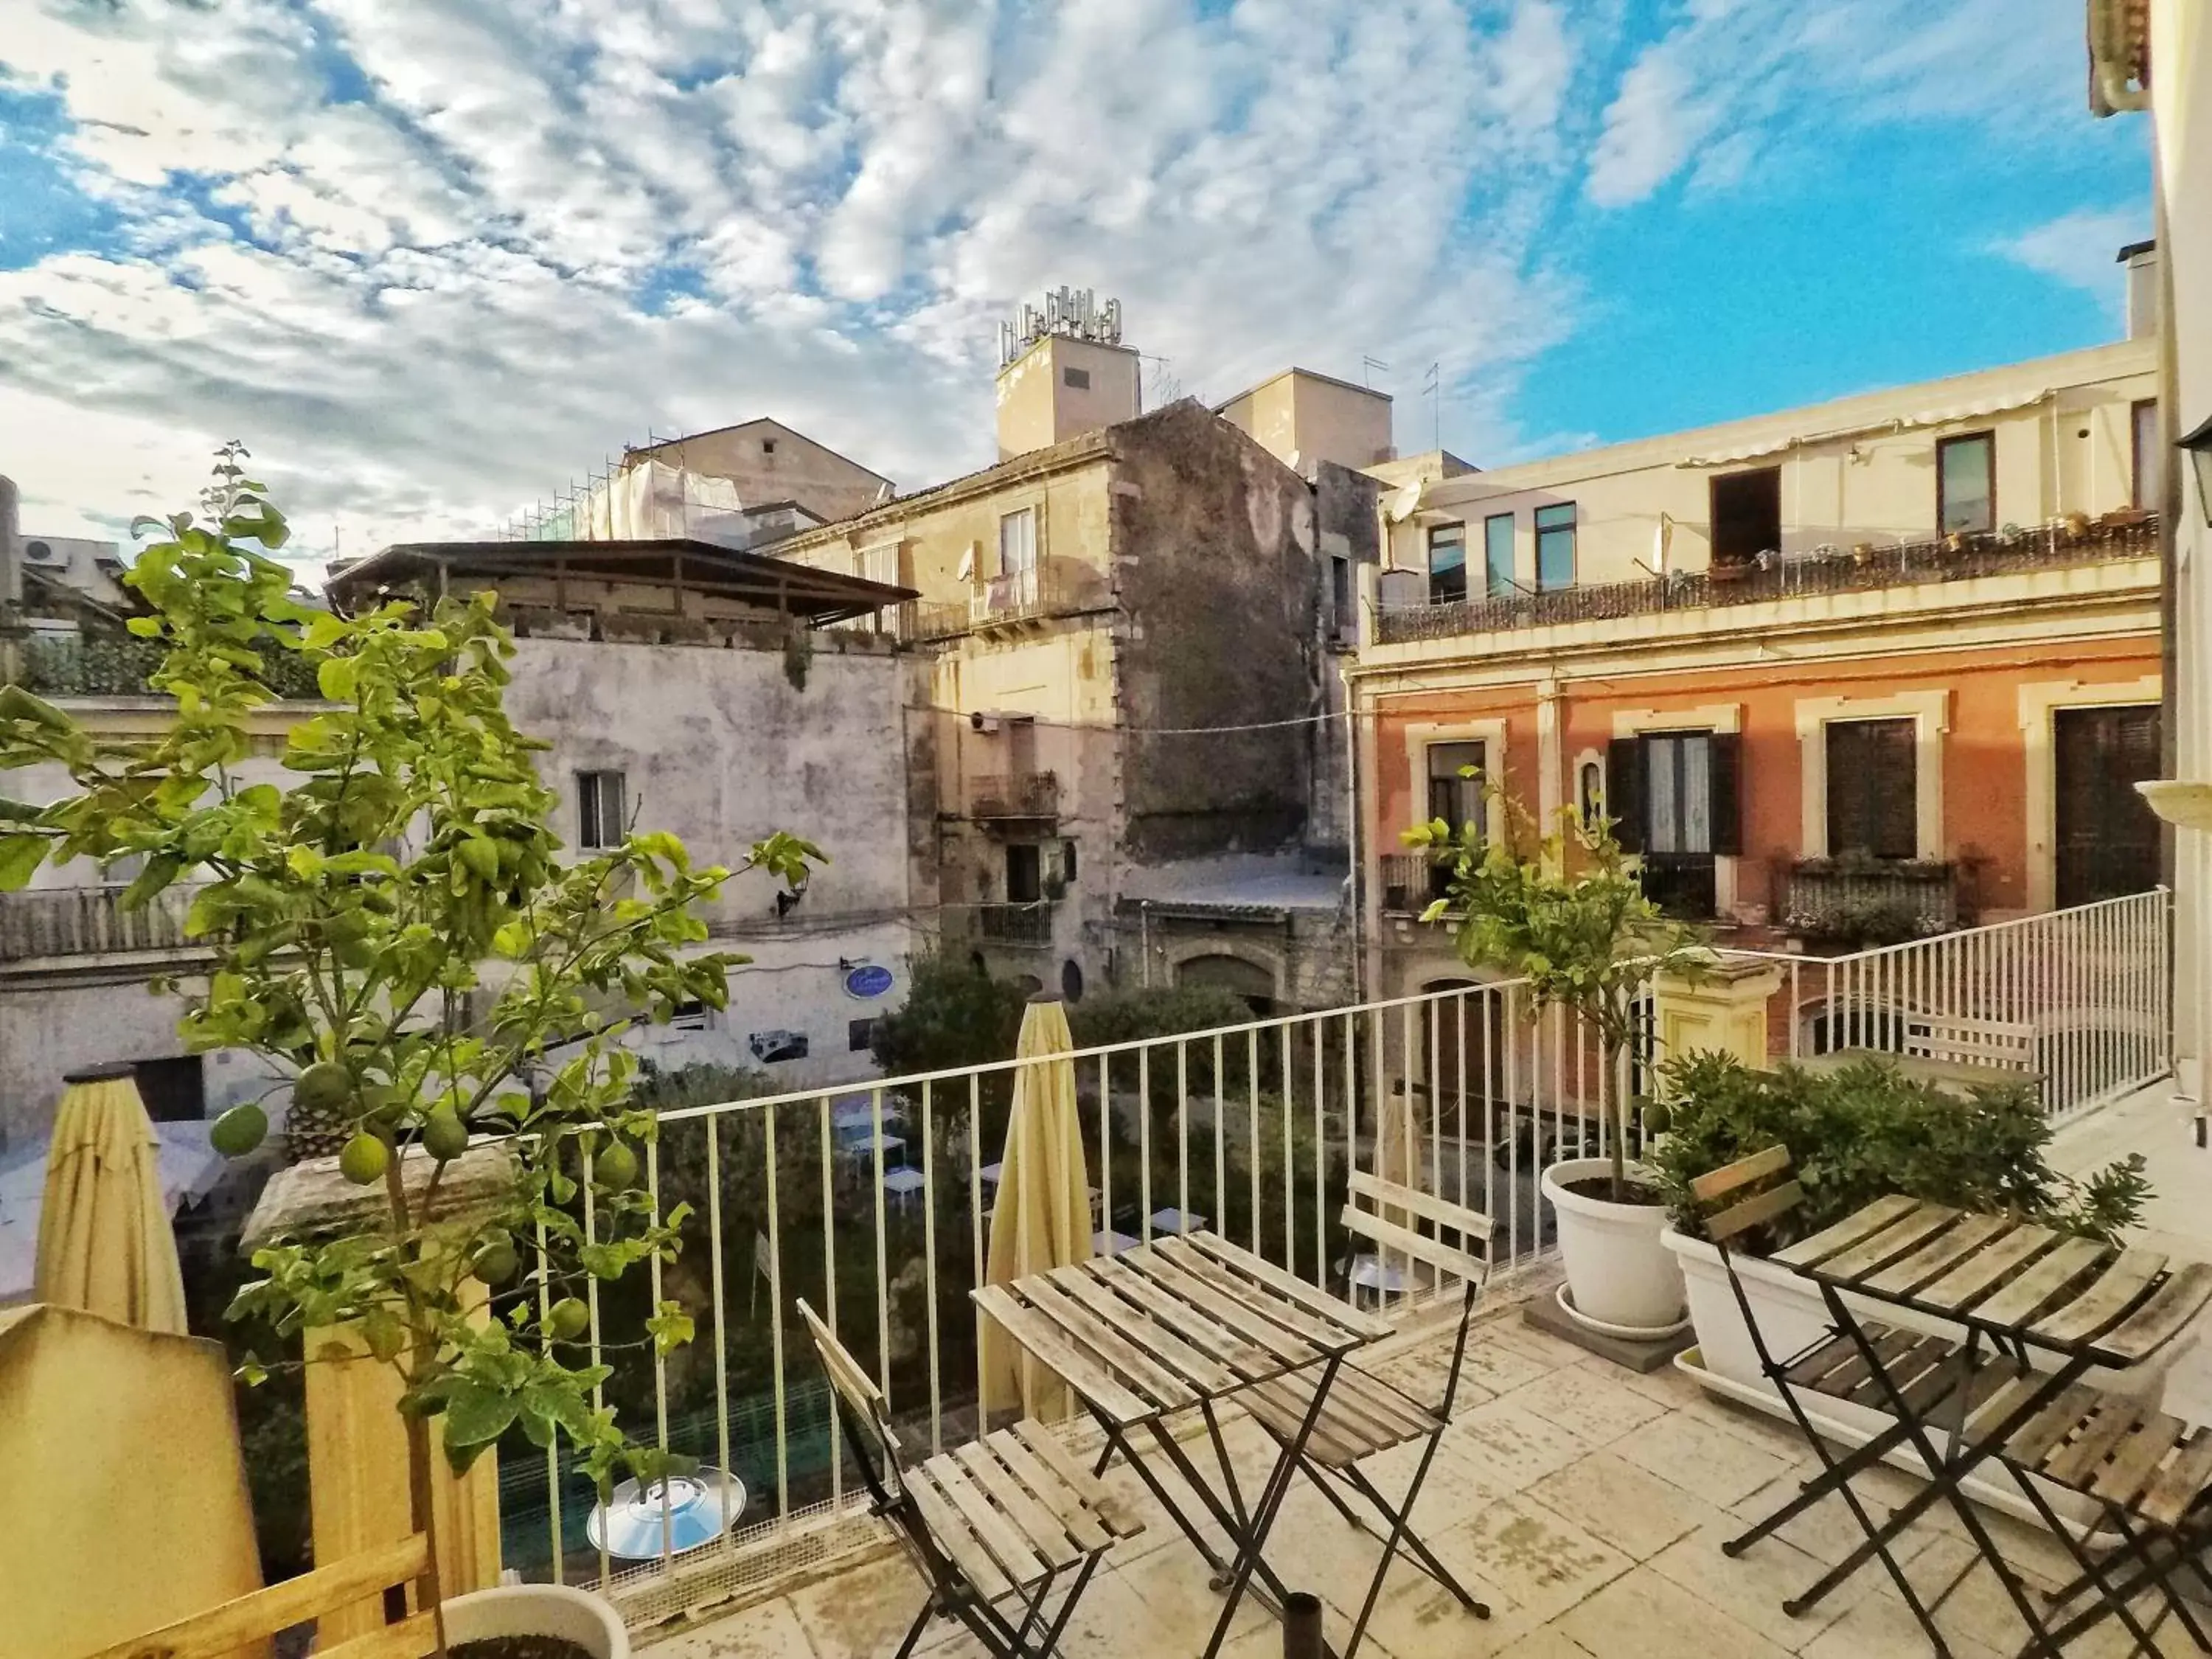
440;1382;520;1450
0;834;48;891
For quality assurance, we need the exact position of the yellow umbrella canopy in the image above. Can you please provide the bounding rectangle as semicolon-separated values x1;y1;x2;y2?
979;995;1093;1420
34;1064;189;1335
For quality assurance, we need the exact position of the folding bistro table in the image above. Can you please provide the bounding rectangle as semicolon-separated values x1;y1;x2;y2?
1753;1195;2212;1657
973;1231;1392;1659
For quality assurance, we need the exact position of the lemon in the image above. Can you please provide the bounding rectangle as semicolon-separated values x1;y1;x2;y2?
593;1140;638;1192
420;1107;470;1162
338;1131;389;1186
472;1240;520;1285
209;1102;268;1158
547;1297;591;1341
293;1060;352;1113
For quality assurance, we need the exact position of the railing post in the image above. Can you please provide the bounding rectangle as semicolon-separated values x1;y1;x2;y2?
1652;958;1783;1088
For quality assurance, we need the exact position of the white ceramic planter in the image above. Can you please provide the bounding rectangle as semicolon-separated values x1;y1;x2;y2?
442;1584;630;1659
1542;1158;1686;1335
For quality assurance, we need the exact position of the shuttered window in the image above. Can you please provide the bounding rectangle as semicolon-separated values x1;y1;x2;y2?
1604;732;1741;856
1824;719;1918;859
1427;741;1487;838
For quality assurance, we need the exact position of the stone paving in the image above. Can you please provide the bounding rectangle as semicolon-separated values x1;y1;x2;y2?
639;1284;2200;1659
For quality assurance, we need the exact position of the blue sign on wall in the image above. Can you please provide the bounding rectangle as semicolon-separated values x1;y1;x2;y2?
844;963;895;1000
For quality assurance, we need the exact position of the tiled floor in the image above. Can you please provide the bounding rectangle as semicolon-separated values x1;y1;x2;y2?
636;1279;2209;1659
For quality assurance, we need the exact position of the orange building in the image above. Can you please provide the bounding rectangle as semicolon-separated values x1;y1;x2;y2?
1350;334;2165;1001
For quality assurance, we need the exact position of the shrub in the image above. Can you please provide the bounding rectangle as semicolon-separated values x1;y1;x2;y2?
1650;1052;2149;1249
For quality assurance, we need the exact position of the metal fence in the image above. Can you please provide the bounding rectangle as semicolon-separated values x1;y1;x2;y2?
520;891;2171;1619
525;977;1623;1615
1739;887;2171;1121
1374;516;2158;645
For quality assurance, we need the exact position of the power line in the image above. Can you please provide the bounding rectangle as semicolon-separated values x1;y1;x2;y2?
903;703;1347;737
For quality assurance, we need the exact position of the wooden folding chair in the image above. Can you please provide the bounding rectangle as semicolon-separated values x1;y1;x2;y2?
86;1532;439;1659
1232;1169;1495;1659
796;1298;1141;1659
1694;1148;1996;1644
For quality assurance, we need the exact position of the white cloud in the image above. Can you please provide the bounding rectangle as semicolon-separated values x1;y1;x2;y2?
1990;206;2147;310
1584;0;2109;209
0;0;1590;555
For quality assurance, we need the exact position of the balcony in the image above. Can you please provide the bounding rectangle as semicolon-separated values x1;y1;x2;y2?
0;883;208;964
1380;851;1452;914
1374;515;2158;646
975;898;1055;945
902;564;1107;644
967;770;1060;821
1779;857;1961;947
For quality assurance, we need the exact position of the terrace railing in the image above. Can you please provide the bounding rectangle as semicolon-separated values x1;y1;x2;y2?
1374;515;2158;645
520;978;1622;1619
1739;887;2170;1121
17;628;325;700
0;883;208;964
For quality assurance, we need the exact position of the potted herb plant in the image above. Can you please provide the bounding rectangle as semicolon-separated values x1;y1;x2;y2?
0;453;821;1658
1405;787;1710;1336
1649;1051;2150;1400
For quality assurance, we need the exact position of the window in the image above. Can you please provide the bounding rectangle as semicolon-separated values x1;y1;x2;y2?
669;999;710;1031
1426;741;1486;838
1061;838;1078;883
1330;555;1352;638
1709;467;1781;566
1825;719;1918;858
1936;432;1994;535
577;770;626;849
1062;366;1091;390
1578;759;1604;827
1060;959;1085;1002
1005;843;1043;903
998;507;1037;577
761;438;776;455
1483;513;1514;597
1426;524;1467;605
849;1017;879;1053
1643;732;1713;855
2133;400;2162;510
1534;503;1576;590
135;1057;205;1124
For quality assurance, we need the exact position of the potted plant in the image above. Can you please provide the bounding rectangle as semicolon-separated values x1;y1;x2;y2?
1649;1051;2149;1399
0;453;822;1658
1405;787;1710;1336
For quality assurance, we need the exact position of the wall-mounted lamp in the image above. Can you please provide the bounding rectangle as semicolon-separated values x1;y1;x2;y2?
2181;414;2212;528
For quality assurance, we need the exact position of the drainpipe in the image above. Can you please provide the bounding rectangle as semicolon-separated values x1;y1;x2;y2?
0;476;21;686
1343;658;1363;1005
1140;900;1152;987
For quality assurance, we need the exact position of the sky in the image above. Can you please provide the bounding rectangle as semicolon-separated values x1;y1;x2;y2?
0;0;2151;571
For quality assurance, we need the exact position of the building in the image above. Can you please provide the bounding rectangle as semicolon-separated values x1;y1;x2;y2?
2090;0;2211;1113
0;535;917;1153
1214;366;1397;473
770;292;1381;1012
1349;330;2164;1004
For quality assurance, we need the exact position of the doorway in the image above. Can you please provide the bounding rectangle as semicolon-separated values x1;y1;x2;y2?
1710;467;1781;568
2054;705;2162;906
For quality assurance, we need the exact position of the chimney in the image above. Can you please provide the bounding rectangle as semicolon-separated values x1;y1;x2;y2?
2120;240;2158;341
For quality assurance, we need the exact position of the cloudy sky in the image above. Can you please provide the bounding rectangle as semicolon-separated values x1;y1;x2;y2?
0;0;2149;568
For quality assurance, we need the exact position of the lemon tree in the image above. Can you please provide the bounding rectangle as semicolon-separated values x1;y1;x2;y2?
0;448;821;1621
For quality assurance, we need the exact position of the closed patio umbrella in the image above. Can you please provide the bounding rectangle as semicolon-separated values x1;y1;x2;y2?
34;1063;188;1334
979;994;1093;1420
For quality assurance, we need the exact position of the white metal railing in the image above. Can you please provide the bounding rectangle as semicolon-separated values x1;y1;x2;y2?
1727;887;2171;1121
521;977;1625;1614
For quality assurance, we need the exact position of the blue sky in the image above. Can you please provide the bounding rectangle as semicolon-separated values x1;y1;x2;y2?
0;0;2150;554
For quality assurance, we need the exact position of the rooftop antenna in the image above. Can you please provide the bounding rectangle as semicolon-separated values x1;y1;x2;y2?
1141;353;1180;407
1361;355;1391;389
1422;361;1441;452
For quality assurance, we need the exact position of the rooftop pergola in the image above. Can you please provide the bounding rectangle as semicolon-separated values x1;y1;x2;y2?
326;538;917;625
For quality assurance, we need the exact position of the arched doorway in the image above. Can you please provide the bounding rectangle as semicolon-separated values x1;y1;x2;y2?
1175;953;1277;1015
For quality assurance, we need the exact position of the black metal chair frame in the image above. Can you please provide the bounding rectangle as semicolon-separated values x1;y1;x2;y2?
799;1298;1107;1659
1227;1170;1494;1659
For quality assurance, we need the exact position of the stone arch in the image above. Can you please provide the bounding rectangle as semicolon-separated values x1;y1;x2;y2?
1166;940;1284;1013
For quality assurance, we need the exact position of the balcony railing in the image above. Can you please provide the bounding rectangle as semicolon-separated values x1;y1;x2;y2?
0;883;209;964
16;628;324;700
1374;515;2159;645
975;899;1055;945
1379;852;1450;914
901;566;1103;643
1779;858;1960;946
494;893;2166;1620
967;771;1059;820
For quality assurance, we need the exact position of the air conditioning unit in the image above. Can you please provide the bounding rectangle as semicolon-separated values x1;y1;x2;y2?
23;540;60;563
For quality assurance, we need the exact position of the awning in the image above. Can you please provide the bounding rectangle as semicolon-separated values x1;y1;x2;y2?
1679;389;2055;468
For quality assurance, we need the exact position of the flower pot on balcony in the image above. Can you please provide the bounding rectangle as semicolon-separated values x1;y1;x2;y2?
442;1583;630;1659
1542;1158;1686;1336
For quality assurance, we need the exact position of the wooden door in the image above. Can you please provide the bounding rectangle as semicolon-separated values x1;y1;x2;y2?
2055;705;2162;906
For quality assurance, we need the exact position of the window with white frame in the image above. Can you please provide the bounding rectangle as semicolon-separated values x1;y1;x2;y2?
998;507;1037;577
577;769;627;849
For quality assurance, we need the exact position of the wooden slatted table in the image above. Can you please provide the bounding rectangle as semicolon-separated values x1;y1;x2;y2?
1767;1196;2212;1655
975;1231;1391;1659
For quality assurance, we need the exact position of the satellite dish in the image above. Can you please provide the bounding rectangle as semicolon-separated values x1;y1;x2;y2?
1385;481;1425;524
